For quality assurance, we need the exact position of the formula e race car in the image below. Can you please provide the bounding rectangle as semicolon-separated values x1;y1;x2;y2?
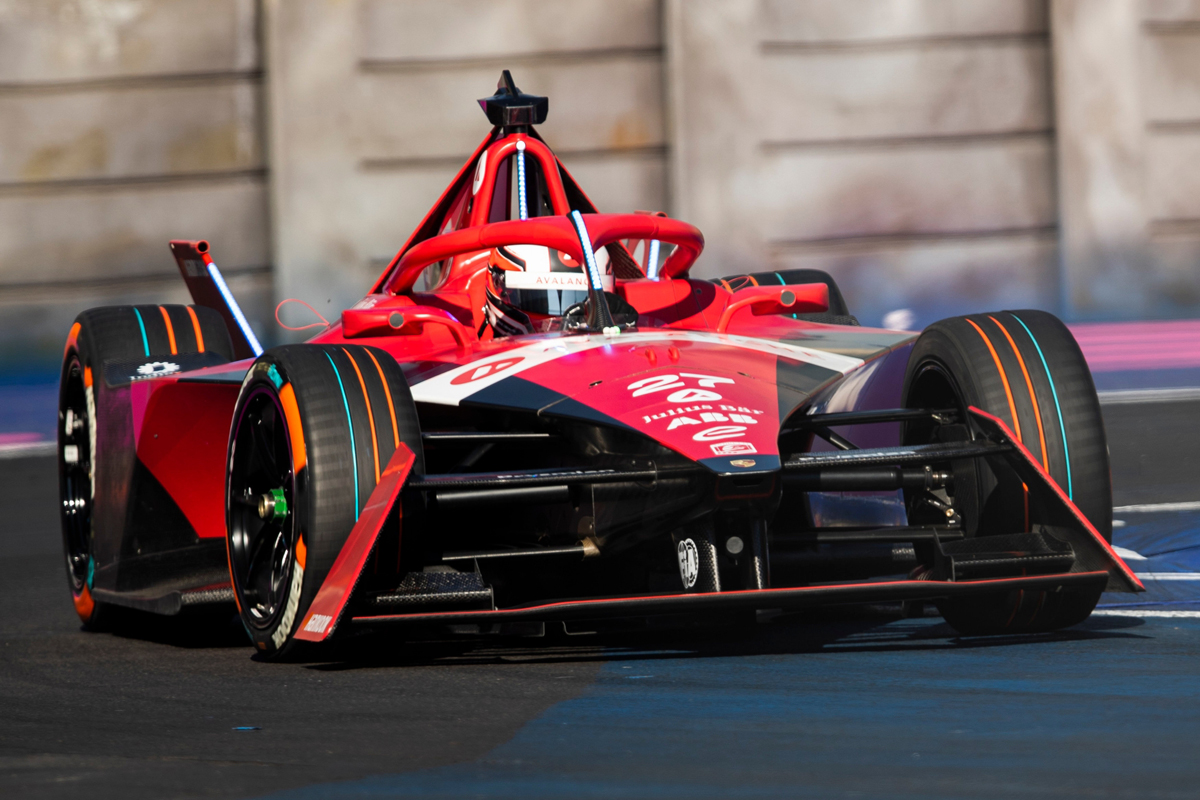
58;72;1142;658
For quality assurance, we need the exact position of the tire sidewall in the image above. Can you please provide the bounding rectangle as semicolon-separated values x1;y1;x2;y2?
226;344;424;658
227;355;311;657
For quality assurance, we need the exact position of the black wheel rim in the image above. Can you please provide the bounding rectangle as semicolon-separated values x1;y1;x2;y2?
228;386;297;631
60;357;92;594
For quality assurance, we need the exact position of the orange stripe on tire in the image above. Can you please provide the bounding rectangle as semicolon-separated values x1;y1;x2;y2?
186;306;205;353
73;584;95;621
364;348;400;449
158;306;178;355
64;322;81;355
343;348;380;483
965;317;1022;443
989;315;1049;471
278;383;307;472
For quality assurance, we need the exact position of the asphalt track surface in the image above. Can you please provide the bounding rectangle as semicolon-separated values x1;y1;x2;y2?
3;398;1200;799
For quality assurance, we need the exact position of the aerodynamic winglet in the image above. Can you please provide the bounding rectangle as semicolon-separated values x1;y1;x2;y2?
294;443;418;642
168;239;263;360
968;406;1143;593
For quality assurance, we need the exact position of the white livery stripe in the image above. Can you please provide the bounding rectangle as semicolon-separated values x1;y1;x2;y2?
409;331;865;407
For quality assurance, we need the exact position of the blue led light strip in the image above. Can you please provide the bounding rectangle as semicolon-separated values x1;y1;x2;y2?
132;308;150;357
646;239;661;280
1010;313;1072;499
516;141;528;221
206;261;263;356
568;211;606;293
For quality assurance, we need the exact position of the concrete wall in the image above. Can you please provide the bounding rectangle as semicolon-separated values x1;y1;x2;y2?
265;0;666;321
668;0;1059;327
0;0;271;367
1054;0;1200;319
2;0;1198;367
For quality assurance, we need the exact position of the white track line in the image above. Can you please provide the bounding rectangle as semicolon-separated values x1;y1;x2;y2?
1112;546;1146;561
0;442;55;460
1134;573;1200;581
1093;609;1200;618
1113;500;1200;513
1098;387;1200;405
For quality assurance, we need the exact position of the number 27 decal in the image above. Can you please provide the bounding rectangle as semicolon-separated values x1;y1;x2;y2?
627;372;734;403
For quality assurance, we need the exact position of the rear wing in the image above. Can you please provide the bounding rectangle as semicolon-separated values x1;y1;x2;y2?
169;240;263;361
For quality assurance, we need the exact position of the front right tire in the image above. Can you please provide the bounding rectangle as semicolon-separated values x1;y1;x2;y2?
902;309;1110;635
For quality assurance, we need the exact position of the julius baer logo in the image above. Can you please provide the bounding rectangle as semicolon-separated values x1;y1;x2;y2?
627;372;762;455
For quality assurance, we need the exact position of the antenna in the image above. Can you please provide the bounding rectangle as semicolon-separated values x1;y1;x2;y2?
478;70;548;129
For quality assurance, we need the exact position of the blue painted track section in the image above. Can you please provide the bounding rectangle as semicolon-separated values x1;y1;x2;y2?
268;613;1200;799
266;515;1200;800
1105;510;1200;610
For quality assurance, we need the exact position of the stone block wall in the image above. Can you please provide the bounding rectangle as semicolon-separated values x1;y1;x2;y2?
1;0;1197;368
0;0;270;367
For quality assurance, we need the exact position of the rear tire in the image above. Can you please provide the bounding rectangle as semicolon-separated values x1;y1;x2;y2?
901;310;1110;635
59;305;233;627
226;344;423;659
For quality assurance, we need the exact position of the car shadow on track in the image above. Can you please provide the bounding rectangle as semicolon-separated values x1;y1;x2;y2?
91;602;1149;666
297;606;1150;672
102;605;252;649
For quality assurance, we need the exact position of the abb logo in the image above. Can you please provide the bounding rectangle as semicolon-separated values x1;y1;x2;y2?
665;410;758;431
450;357;524;385
627;372;734;403
628;373;766;443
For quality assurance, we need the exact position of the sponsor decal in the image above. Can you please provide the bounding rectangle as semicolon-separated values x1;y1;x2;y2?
627;372;735;400
504;271;614;291
677;539;699;589
665;411;759;431
472;150;488;195
449;357;525;385
711;442;757;456
642;404;764;425
133;361;181;380
303;613;333;634
730;459;757;468
271;560;304;649
693;425;747;441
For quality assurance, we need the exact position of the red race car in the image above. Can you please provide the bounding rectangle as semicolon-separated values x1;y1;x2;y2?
57;72;1141;658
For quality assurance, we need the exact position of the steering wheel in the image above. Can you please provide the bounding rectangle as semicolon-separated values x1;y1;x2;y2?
383;213;705;294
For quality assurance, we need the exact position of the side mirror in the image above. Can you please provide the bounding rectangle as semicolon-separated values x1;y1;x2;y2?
715;283;829;333
342;306;472;348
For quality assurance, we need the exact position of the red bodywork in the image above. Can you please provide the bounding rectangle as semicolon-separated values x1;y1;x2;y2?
119;121;1139;626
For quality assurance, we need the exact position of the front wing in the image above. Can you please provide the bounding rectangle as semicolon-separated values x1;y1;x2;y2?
296;406;1141;641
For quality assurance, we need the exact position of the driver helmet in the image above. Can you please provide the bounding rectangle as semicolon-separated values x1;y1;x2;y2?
483;244;611;336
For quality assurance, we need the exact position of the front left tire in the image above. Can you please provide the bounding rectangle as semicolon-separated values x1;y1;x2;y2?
226;344;423;658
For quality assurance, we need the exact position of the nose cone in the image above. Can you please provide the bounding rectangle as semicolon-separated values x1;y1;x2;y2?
563;365;783;471
408;330;864;473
